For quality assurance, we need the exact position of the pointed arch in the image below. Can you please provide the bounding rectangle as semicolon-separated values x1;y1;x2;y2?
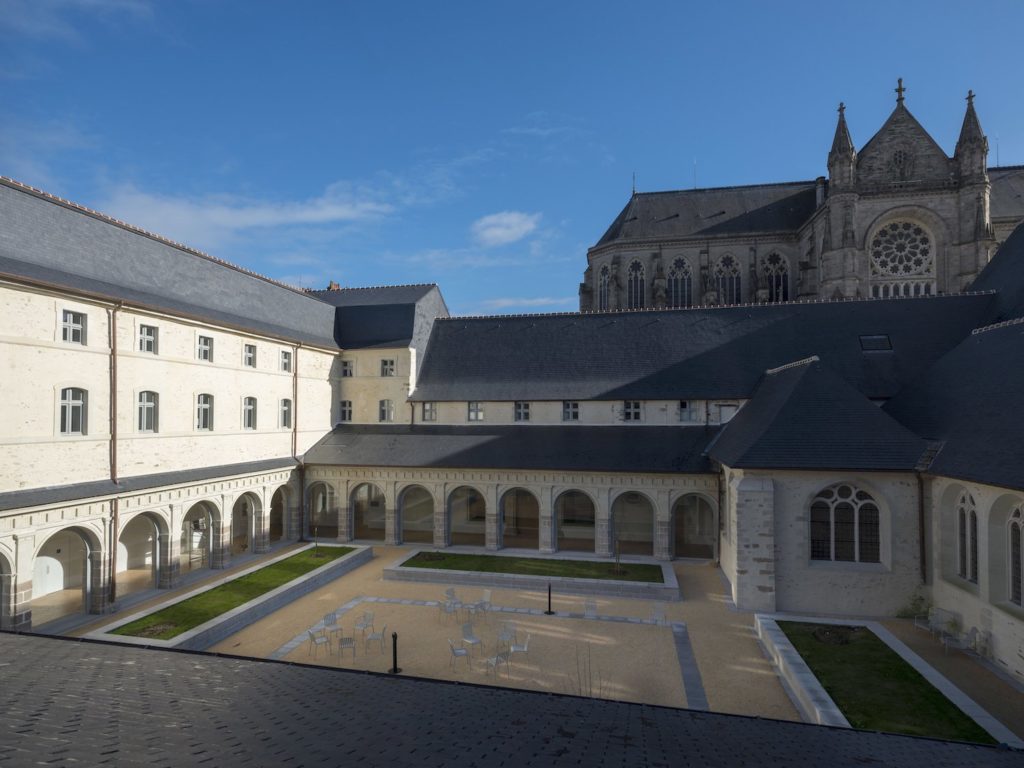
667;258;693;308
598;265;610;311
713;255;741;304
627;259;645;309
763;252;789;303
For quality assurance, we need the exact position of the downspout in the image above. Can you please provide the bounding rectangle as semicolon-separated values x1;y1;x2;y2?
291;344;300;461
917;474;927;584
108;302;122;605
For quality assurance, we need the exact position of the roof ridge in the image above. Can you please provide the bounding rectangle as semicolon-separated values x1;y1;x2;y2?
0;176;314;298
306;282;437;293
766;355;820;375
635;179;817;196
439;291;997;323
971;315;1024;335
991;164;1024;171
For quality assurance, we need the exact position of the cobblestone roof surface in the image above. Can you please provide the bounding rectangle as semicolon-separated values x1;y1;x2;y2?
0;633;1019;768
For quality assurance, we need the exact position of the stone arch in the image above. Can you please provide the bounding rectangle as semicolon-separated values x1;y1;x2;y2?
863;206;952;296
31;524;104;625
554;489;596;553
671;493;717;559
307;482;338;539
807;481;884;564
231;492;262;555
987;493;1024;607
398;484;435;544
0;549;14;630
180;500;221;574
499;487;540;550
117;510;169;598
351;482;386;541
269;485;291;544
610;490;655;556
448;485;486;547
937;482;970;584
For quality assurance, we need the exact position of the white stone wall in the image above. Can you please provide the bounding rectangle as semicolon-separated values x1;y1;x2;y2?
415;399;744;426
927;476;1024;683
335;347;413;424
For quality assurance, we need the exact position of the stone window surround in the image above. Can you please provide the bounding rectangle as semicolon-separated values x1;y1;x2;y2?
60;308;87;345
137;324;158;354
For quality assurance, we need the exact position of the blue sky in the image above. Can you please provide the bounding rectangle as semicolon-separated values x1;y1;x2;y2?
3;1;1023;315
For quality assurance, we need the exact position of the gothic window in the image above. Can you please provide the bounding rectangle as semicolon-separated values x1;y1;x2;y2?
1010;507;1023;606
809;484;881;563
627;260;645;309
713;255;742;304
598;265;610;311
667;258;692;308
763;253;789;303
956;492;978;583
870;221;935;297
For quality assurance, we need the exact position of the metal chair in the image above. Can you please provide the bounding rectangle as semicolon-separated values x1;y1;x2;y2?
461;622;483;655
474;589;492;622
365;624;387;653
448;639;470;670
336;628;357;660
509;633;530;661
497;621;517;650
307;629;331;658
483;650;510;678
323;612;342;640
354;611;375;638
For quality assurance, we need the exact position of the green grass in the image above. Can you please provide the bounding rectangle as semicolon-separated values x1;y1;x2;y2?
778;621;996;744
402;551;664;583
112;547;353;640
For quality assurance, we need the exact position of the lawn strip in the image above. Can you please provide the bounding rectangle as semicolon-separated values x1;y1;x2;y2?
113;547;353;640
778;621;995;744
402;551;663;583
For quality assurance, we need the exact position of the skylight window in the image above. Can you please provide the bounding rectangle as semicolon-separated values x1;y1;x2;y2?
859;334;893;351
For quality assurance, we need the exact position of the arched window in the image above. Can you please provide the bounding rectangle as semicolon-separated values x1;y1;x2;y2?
598;265;610;311
956;492;978;583
1009;506;1023;606
60;387;87;435
870;221;935;297
713;255;741;304
809;483;880;563
627;260;645;309
667;258;692;308
763;252;789;303
137;391;158;433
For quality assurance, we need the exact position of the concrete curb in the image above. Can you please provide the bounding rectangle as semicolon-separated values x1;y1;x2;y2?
755;614;851;728
86;545;373;651
381;549;680;601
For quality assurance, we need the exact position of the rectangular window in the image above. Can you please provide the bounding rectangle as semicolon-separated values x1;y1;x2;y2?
717;404;738;423
138;325;158;354
280;350;293;372
421;402;437;422
379;399;394;422
197;335;214;362
468;401;484;422
339;400;353;423
280;398;292;428
196;394;214;431
679;400;696;422
562;401;580;422
137;391;158;432
380;359;396;377
61;310;86;344
243;344;257;368
340;360;353;377
514;401;530;422
623;400;642;421
243;396;257;429
59;387;87;435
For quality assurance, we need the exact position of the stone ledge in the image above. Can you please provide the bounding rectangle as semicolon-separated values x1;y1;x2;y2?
87;544;373;651
755;614;850;728
383;549;680;601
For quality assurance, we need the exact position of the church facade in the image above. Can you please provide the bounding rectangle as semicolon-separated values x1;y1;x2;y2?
579;83;1024;310
1;84;1024;688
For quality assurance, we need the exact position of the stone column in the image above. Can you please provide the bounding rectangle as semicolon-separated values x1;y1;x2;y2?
12;533;35;631
434;490;449;548
654;515;672;561
538;494;555;554
595;503;613;558
336;504;353;542
87;549;108;614
253;501;270;554
384;507;400;546
485;486;501;551
210;515;230;569
157;532;178;589
732;476;776;612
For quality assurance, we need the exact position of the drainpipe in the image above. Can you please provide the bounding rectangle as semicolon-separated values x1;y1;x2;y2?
108;303;122;606
109;498;119;605
291;344;300;461
298;464;307;542
917;474;927;584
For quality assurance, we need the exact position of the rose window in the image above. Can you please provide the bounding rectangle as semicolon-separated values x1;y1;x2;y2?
870;222;932;277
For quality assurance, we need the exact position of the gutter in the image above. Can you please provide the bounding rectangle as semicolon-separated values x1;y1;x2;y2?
108;302;122;605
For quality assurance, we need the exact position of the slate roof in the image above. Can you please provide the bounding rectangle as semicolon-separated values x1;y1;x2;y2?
410;294;995;403
304;424;716;474
0;179;338;347
308;283;439;306
969;220;1024;323
1;633;1018;768
593;182;818;248
710;358;926;471
0;458;296;512
308;284;449;350
884;319;1024;492
991;165;1024;221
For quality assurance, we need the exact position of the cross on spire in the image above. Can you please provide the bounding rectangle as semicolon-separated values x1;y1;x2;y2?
895;78;906;105
838;102;845;116
966;89;975;106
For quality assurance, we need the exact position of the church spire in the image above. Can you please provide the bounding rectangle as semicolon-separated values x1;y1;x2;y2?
955;89;988;180
895;78;906;107
828;102;856;190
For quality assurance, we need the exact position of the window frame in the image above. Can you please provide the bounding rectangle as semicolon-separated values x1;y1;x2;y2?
338;400;353;423
380;359;396;377
679;400;696;422
378;399;394;422
514;401;530;422
137;390;159;433
59;387;87;435
280;398;292;429
340;360;354;378
623;400;642;422
467;401;484;422
242;396;258;430
61;310;87;345
196;393;214;431
1009;508;1023;607
280;350;293;373
421;402;437;422
138;324;158;354
562;401;580;422
243;344;257;369
197;335;214;362
809;484;882;564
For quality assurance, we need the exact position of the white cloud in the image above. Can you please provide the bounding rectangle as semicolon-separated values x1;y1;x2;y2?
0;0;152;40
480;296;577;310
0;118;95;188
470;211;541;248
96;182;393;251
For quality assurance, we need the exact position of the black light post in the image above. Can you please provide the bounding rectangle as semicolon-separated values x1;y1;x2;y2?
544;582;555;615
389;631;401;674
